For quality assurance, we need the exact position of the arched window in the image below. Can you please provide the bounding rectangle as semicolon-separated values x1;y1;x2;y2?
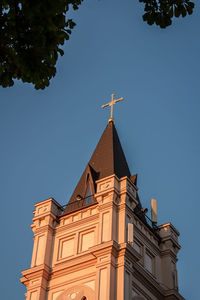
81;297;87;300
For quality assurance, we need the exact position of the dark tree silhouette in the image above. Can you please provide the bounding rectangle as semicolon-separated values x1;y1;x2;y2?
0;0;195;89
140;0;194;28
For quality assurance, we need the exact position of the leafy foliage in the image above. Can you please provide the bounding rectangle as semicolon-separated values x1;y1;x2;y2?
139;0;195;28
0;0;82;89
0;0;195;89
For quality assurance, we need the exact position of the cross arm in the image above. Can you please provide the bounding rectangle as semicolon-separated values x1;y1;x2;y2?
114;97;124;104
102;103;110;109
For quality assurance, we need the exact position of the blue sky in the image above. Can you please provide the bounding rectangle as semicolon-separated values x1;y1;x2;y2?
0;0;199;299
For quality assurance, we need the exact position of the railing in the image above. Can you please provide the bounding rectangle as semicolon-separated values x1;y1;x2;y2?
135;209;159;234
62;195;97;215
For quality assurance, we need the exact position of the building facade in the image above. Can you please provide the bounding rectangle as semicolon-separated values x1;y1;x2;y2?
21;122;184;300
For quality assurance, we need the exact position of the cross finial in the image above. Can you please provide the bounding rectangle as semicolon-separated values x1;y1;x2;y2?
101;93;124;123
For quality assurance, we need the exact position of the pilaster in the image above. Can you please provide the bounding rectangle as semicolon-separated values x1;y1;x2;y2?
21;198;63;300
96;174;120;244
158;223;180;291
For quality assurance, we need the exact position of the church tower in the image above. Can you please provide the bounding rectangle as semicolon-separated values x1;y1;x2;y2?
21;105;184;300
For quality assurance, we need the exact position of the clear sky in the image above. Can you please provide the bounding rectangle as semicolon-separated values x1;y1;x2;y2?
0;0;199;299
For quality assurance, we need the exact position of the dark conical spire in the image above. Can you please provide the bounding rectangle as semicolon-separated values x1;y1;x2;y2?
88;122;131;180
63;122;131;215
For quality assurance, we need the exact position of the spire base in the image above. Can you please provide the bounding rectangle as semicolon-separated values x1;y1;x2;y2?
108;118;114;124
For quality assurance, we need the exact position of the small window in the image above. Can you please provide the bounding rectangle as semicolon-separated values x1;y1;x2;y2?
145;251;154;274
133;241;141;254
132;288;138;296
84;180;93;205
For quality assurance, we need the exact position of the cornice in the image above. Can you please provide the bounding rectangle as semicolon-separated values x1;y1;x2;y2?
32;211;58;222
56;213;99;234
20;264;50;286
33;224;54;235
91;240;119;258
34;198;63;209
51;256;96;280
158;222;180;237
47;272;96;291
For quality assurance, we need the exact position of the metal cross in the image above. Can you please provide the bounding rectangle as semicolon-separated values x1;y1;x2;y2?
102;93;124;123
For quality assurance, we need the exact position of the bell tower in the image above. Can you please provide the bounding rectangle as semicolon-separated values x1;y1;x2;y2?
21;121;184;300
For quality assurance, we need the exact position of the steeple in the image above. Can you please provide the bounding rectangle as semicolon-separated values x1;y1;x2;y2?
64;122;131;214
21;106;184;300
